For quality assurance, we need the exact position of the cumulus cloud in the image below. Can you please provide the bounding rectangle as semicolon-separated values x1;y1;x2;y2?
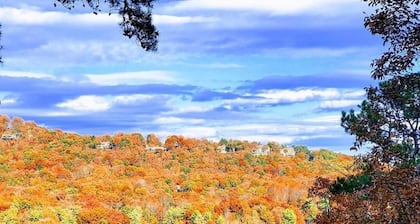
30;41;145;64
257;89;339;101
164;105;215;115
56;95;112;112
0;6;219;27
113;94;155;104
0;70;56;79
0;98;17;105
85;71;177;86
56;94;160;113
319;99;360;109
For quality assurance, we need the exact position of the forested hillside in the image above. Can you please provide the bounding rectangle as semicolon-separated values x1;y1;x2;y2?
0;115;353;223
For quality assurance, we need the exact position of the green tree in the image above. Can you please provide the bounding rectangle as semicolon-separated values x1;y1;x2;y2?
219;138;228;145
293;145;312;158
282;208;297;224
342;74;420;167
163;207;185;224
318;149;337;160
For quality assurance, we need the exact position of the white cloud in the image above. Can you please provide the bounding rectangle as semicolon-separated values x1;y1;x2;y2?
255;88;340;103
113;94;155;104
164;105;214;115
0;70;55;79
44;111;78;117
56;94;158;112
153;116;204;125
217;88;361;109
167;0;360;16
56;95;112;112
33;41;142;64
0;98;17;105
0;6;219;26
343;90;366;98
85;71;177;86
319;100;360;109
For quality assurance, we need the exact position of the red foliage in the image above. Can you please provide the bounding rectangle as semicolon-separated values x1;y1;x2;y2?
77;207;130;224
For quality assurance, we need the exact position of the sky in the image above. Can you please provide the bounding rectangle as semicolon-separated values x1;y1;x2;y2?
0;0;385;153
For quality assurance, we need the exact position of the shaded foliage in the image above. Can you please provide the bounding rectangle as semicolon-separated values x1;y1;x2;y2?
329;173;372;194
363;0;420;78
311;167;420;224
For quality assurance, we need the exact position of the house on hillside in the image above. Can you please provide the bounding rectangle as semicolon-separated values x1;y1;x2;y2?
145;145;167;153
1;133;20;141
217;144;237;153
252;145;270;156
279;147;295;157
95;141;115;150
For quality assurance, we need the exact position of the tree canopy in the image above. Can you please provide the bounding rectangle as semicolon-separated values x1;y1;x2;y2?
363;0;420;79
313;74;420;223
311;1;420;223
342;73;420;167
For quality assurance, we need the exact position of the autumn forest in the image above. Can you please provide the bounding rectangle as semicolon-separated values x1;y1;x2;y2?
0;115;353;223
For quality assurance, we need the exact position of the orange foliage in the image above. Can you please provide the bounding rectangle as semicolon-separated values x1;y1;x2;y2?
0;115;353;223
77;207;130;224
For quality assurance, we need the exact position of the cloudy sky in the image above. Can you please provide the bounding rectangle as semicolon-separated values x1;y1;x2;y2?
0;0;384;153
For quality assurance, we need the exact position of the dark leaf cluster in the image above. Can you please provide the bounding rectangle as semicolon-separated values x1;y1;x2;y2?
55;0;158;51
329;174;372;195
363;0;420;79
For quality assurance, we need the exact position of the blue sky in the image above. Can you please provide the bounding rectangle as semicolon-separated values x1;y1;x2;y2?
0;0;384;153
